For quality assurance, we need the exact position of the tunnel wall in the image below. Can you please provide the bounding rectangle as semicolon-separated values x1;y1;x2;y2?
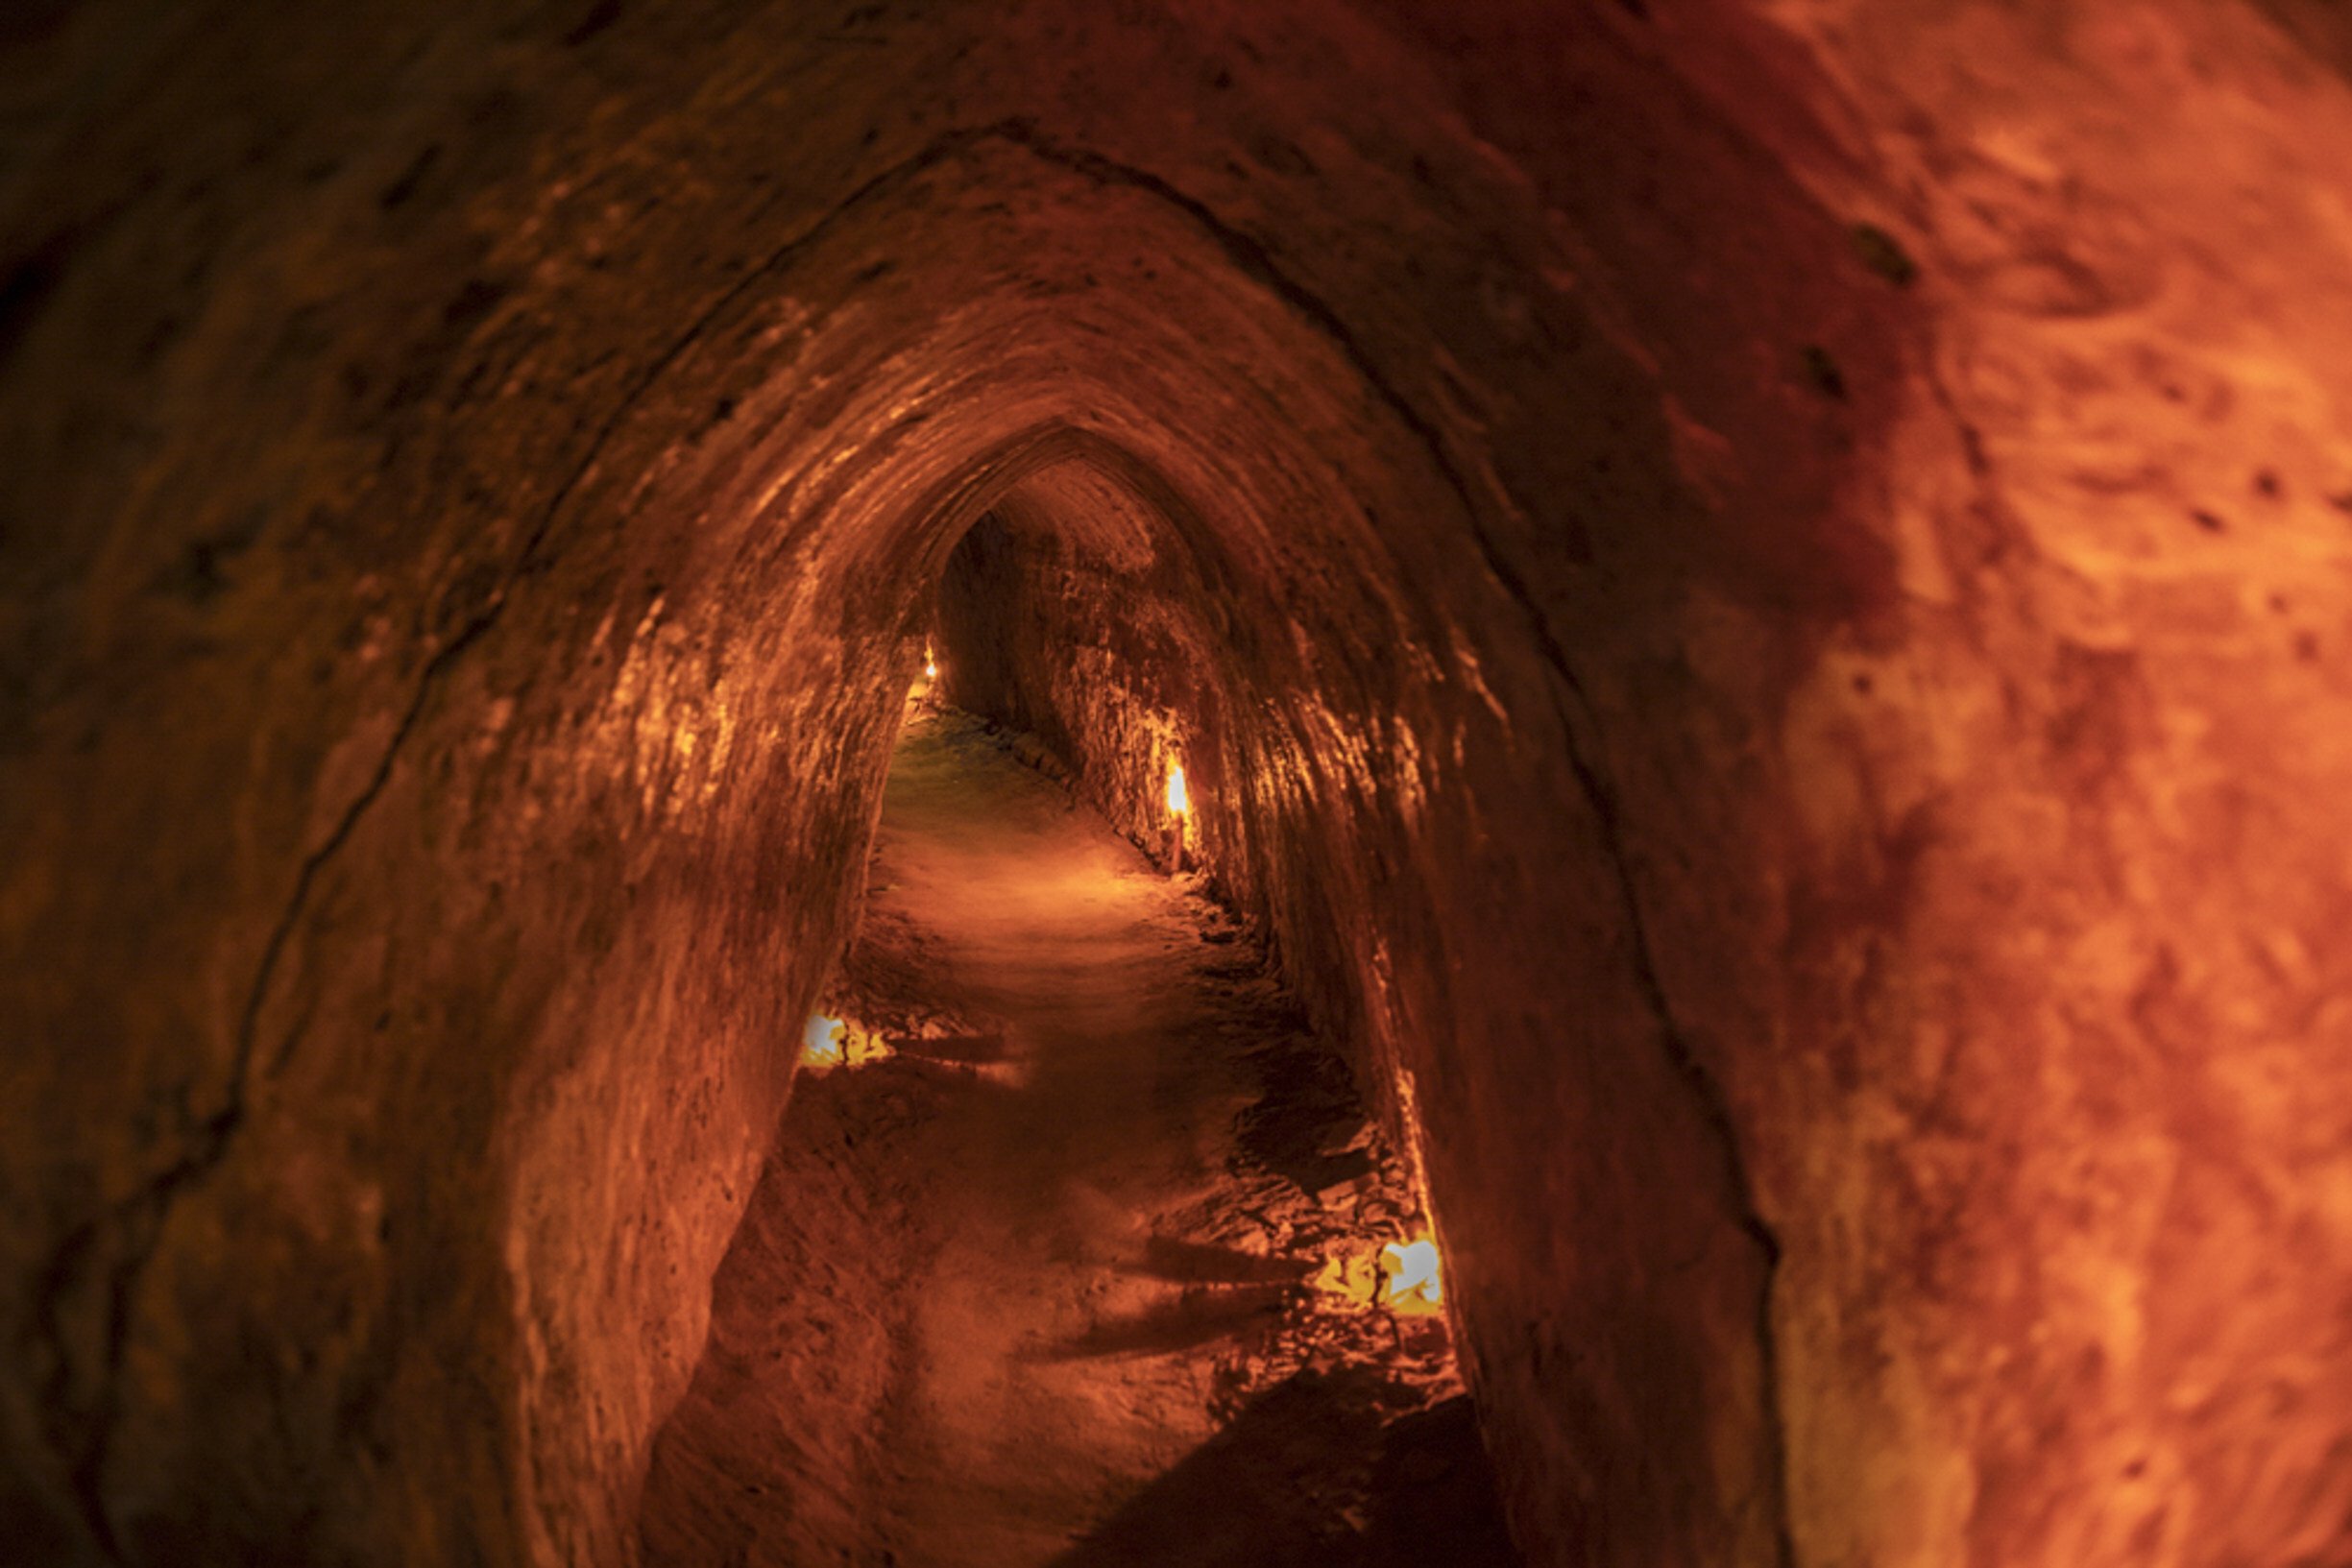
5;2;2352;1566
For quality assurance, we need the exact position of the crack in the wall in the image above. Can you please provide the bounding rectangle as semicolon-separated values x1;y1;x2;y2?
26;120;1039;1563
994;124;1800;1566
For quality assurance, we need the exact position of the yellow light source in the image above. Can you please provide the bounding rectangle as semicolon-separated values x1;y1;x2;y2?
1311;1250;1382;1308
801;1014;846;1068
1379;1238;1443;1314
1166;761;1189;815
923;644;938;680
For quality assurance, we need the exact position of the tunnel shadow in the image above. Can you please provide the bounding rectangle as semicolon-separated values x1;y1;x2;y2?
1233;1027;1378;1197
1125;1234;1319;1286
1027;1283;1297;1361
1052;1374;1523;1568
887;1029;1011;1065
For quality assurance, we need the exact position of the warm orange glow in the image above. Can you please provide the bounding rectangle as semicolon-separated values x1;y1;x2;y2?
1166;761;1188;815
802;1013;846;1067
1379;1238;1443;1314
805;1012;892;1070
1310;1234;1446;1315
923;643;938;680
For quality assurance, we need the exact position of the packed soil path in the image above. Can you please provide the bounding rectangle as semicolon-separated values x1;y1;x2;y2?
639;708;1518;1568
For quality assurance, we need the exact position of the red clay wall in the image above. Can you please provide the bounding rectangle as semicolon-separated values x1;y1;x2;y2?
4;3;2350;1565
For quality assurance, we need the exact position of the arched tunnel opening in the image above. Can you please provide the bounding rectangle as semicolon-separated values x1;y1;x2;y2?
628;437;1532;1565
7;4;2352;1566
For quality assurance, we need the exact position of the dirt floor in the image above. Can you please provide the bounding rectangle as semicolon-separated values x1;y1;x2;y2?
637;705;1521;1567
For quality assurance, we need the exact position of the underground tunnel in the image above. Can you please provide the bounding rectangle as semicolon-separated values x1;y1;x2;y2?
6;1;2352;1564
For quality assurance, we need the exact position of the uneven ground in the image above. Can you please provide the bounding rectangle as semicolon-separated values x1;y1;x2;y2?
637;705;1517;1567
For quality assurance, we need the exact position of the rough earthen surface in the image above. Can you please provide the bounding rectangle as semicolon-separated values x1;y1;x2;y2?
4;2;2351;1565
636;710;1512;1567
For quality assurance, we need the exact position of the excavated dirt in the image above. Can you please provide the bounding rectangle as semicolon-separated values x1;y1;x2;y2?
638;706;1515;1568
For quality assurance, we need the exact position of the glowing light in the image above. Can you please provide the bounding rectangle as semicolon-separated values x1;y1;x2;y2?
1379;1238;1443;1314
923;643;938;680
1308;1235;1446;1315
804;1012;894;1070
1311;1250;1382;1307
802;1014;846;1067
1166;761;1189;815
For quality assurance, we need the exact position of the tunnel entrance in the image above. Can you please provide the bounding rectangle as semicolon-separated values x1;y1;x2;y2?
635;703;1518;1567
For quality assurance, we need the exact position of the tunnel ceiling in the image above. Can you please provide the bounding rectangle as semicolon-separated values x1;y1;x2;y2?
5;2;2352;1566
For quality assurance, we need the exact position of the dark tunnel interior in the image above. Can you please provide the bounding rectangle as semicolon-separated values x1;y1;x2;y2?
6;2;2352;1565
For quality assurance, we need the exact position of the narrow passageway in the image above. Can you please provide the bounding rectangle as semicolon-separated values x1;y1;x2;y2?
638;707;1519;1568
15;8;2352;1563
